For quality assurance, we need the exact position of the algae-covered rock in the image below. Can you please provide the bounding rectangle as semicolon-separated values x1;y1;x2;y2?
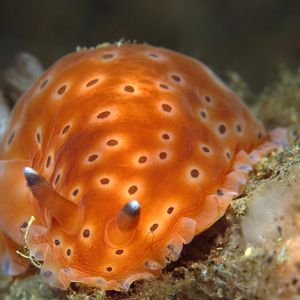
256;68;300;128
6;274;66;300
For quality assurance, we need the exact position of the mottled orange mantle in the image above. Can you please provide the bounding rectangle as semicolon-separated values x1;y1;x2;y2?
0;44;283;290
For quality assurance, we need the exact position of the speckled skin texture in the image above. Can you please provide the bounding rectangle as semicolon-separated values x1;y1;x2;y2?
0;44;273;291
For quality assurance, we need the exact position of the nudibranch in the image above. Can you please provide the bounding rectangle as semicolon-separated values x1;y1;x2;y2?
0;43;285;290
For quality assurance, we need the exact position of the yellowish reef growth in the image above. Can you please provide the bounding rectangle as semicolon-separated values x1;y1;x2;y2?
0;57;299;299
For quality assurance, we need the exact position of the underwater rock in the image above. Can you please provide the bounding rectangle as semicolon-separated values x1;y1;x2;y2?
257;68;300;128
240;166;299;246
241;161;300;298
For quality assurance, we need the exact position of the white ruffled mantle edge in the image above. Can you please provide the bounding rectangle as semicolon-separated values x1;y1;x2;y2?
25;128;288;291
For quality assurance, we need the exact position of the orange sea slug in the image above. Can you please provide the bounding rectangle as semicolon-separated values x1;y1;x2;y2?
0;43;286;290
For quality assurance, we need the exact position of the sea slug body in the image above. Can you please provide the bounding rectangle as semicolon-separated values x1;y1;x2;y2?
0;43;286;290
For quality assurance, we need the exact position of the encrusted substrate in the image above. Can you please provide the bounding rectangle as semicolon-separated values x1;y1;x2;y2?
0;60;299;299
0;273;66;300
